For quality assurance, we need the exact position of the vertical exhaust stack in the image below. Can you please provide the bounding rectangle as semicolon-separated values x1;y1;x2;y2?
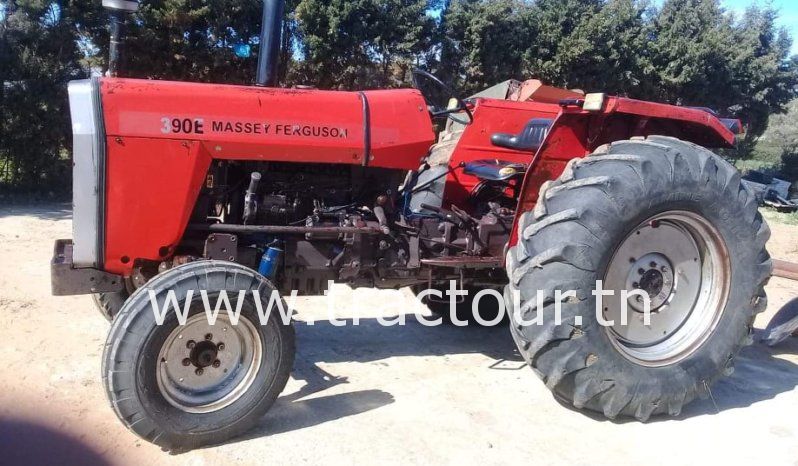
255;0;285;87
102;0;139;77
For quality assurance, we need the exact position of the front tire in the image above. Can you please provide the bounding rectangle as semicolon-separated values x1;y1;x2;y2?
506;136;771;420
102;261;295;450
93;290;129;321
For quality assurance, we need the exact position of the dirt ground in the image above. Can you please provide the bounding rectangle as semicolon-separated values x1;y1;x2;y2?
0;203;796;465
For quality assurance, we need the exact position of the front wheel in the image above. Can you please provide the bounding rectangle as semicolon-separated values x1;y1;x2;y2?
506;136;771;420
93;289;129;321
102;261;295;450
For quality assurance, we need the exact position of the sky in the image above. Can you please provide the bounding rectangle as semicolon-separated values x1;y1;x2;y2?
721;0;798;54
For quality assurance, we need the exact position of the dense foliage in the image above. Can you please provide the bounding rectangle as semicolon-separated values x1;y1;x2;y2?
749;98;798;179
1;0;797;194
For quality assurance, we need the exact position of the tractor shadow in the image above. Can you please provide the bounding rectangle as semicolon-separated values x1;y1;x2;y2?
0;417;110;465
573;301;798;423
228;315;522;445
210;298;798;448
286;313;798;424
692;330;798;413
293;315;520;365
285;311;798;428
666;297;798;420
240;359;394;440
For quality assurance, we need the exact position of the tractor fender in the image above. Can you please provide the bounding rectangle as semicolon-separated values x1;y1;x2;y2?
508;97;740;247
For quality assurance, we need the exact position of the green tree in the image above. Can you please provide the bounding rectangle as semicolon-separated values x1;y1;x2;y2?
645;0;796;152
649;0;736;106
521;0;602;86
0;0;84;193
292;0;439;89
727;5;797;145
78;0;305;85
93;0;264;83
757;98;798;180
438;0;530;94
2;0;798;196
548;0;654;95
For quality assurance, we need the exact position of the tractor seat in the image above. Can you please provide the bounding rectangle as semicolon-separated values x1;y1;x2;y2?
463;159;527;181
490;118;553;152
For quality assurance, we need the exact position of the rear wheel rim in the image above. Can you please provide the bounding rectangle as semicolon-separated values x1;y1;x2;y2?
602;210;730;366
156;313;263;413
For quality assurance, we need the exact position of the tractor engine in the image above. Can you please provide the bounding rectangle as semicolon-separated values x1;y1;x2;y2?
183;162;399;293
178;158;516;296
216;162;371;225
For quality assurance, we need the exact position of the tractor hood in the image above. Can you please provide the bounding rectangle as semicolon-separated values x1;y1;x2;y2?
98;78;435;170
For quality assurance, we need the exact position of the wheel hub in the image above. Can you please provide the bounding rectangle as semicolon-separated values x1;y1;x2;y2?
625;253;674;312
156;313;262;413
640;270;663;296
189;340;219;368
603;211;730;366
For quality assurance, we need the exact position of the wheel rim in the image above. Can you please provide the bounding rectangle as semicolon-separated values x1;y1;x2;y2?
602;210;730;366
156;313;263;413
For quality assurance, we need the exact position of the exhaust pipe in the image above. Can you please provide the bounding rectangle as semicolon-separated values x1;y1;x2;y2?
102;0;139;77
255;0;285;87
101;0;283;84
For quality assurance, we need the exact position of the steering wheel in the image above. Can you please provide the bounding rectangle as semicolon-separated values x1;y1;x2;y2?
411;69;473;125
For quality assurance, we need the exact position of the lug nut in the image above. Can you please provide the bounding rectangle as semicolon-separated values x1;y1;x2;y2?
186;340;195;349
638;268;645;275
632;282;639;288
195;368;204;376
205;333;213;341
217;343;225;351
182;358;191;366
650;261;657;268
661;266;668;272
212;360;221;368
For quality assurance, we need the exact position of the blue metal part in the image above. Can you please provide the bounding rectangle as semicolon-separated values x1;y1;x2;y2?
258;246;283;279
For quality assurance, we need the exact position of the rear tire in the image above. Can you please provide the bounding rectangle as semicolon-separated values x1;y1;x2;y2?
102;261;295;450
506;136;771;420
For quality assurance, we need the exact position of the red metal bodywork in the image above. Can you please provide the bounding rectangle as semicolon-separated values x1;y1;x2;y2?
98;78;737;275
441;95;736;220
442;99;560;207
100;78;434;274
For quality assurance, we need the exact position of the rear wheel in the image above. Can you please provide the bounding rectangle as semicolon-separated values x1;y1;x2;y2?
506;136;771;420
102;261;294;450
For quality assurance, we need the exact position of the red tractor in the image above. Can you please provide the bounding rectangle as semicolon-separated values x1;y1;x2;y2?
52;0;771;450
